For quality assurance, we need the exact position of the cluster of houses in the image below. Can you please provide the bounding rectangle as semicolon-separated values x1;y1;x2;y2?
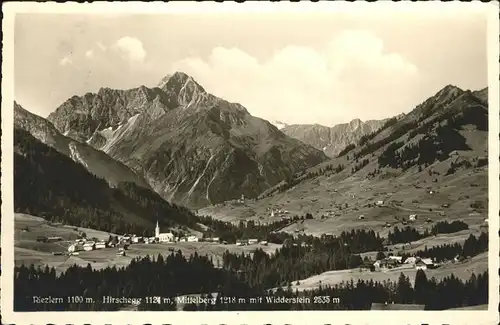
67;238;108;255
65;222;205;255
360;255;436;272
267;207;289;218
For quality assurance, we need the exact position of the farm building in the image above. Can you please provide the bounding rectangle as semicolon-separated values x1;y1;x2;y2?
415;258;434;270
409;214;417;221
376;200;384;206
67;244;83;253
187;236;199;242
47;236;63;242
83;243;95;251
95;242;106;249
358;215;365;220
248;239;258;245
388;256;403;263
260;240;268;245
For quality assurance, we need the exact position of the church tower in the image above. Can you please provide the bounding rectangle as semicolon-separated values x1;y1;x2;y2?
155;221;160;237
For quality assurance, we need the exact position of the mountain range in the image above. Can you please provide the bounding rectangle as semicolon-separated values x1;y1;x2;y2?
280;118;389;157
14;69;488;235
24;72;328;208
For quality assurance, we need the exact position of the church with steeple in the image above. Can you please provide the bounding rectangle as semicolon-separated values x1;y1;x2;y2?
155;221;175;243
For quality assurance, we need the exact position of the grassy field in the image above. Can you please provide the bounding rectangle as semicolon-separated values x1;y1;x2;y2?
285;252;488;292
14;213;281;274
198;162;488;240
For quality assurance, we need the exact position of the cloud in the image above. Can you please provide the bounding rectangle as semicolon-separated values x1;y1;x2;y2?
170;30;420;125
113;36;146;63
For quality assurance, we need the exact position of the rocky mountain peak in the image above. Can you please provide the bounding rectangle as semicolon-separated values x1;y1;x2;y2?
158;71;207;108
348;118;363;129
159;72;205;93
434;84;464;102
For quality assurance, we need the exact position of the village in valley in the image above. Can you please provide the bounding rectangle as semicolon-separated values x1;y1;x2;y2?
11;7;493;313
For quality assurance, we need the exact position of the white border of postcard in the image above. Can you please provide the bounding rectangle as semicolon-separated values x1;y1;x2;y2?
2;2;499;325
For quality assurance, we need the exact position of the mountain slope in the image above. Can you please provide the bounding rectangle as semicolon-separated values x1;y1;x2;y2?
14;127;201;235
47;72;328;208
14;102;150;190
281;118;387;157
199;85;488;236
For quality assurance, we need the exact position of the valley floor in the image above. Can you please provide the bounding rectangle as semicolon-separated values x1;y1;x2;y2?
14;213;281;275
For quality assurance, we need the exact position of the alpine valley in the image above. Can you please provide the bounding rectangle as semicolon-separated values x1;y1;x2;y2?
14;72;489;311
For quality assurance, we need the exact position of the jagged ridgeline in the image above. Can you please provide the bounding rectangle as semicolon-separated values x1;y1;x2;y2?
46;72;328;208
14;128;200;235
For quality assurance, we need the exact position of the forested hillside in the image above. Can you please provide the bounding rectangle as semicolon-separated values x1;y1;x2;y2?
14;128;200;235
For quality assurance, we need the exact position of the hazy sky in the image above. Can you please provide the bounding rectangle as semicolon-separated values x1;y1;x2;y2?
14;9;489;126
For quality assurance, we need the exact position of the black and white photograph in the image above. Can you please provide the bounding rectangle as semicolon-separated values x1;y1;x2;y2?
2;2;499;324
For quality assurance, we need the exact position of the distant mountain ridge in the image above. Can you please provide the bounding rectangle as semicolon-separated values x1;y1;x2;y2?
281;118;388;157
14;102;151;190
47;72;328;208
200;84;489;228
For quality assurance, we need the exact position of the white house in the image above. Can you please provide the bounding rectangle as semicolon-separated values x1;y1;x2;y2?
388;256;403;263
155;221;175;243
260;240;268;245
409;214;417;221
376;200;384;206
68;244;83;253
83;243;95;251
95;242;106;249
187;235;199;242
248;239;258;245
415;258;434;270
358;215;365;220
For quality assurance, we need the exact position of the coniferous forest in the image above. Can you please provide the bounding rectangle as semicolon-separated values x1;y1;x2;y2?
14;250;488;311
15;230;488;312
14;128;203;235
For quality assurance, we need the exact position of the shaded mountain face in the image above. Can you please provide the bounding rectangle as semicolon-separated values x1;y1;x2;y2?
348;85;488;170
282;118;387;157
14;102;151;190
14;128;201;235
47;72;328;208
